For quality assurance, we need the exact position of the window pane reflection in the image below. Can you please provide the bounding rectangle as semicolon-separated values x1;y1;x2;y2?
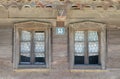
34;42;45;53
20;42;31;53
34;32;45;41
75;42;84;56
35;53;45;57
89;42;99;54
75;31;84;41
88;31;98;41
21;31;31;41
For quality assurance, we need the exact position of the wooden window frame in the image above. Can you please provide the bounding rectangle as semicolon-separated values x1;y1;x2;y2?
74;30;101;65
13;21;51;69
69;21;106;69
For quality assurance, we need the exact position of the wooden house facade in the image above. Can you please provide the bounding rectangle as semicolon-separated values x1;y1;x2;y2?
0;0;120;79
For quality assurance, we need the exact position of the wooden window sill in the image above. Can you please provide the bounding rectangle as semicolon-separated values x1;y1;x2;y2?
73;65;102;69
18;64;47;68
70;69;108;72
14;64;49;72
14;68;49;72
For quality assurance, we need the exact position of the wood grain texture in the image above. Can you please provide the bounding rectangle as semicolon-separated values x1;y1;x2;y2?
0;20;120;79
107;28;120;68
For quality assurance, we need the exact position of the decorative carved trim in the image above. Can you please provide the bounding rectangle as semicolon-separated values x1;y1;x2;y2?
0;0;119;10
14;21;52;27
69;21;106;30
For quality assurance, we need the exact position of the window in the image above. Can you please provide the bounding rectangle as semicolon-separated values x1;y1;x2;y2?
14;22;51;69
74;31;100;65
20;30;46;65
69;22;106;69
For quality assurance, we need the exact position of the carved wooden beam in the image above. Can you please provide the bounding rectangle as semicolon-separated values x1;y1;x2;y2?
0;0;119;10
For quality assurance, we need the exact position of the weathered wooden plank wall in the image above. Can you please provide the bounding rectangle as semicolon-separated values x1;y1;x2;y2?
107;27;120;68
0;7;119;79
0;21;120;79
0;29;12;59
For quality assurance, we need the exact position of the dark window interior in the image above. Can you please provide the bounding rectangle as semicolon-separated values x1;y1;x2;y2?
74;56;84;64
20;55;30;64
35;57;46;65
89;55;98;64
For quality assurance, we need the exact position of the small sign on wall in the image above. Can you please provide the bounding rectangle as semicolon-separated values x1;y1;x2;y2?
56;27;65;35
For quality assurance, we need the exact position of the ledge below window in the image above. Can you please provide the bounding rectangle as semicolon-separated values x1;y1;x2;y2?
18;64;47;68
70;65;108;72
70;69;108;72
14;64;50;72
14;68;49;72
73;65;102;69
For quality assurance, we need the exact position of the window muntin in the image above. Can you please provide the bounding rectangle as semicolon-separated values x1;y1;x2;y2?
74;30;99;65
20;30;46;65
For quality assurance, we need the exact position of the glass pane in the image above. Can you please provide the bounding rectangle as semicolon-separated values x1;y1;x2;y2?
20;53;30;64
34;42;45;53
35;53;45;64
34;31;45;41
35;53;45;57
75;42;84;56
89;55;99;64
88;31;98;41
21;31;31;41
20;42;31;53
74;56;84;64
88;42;99;54
89;42;99;64
75;31;84;41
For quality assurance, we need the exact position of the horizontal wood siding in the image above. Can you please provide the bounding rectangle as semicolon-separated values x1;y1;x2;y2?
0;29;12;59
0;21;120;79
107;28;120;68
